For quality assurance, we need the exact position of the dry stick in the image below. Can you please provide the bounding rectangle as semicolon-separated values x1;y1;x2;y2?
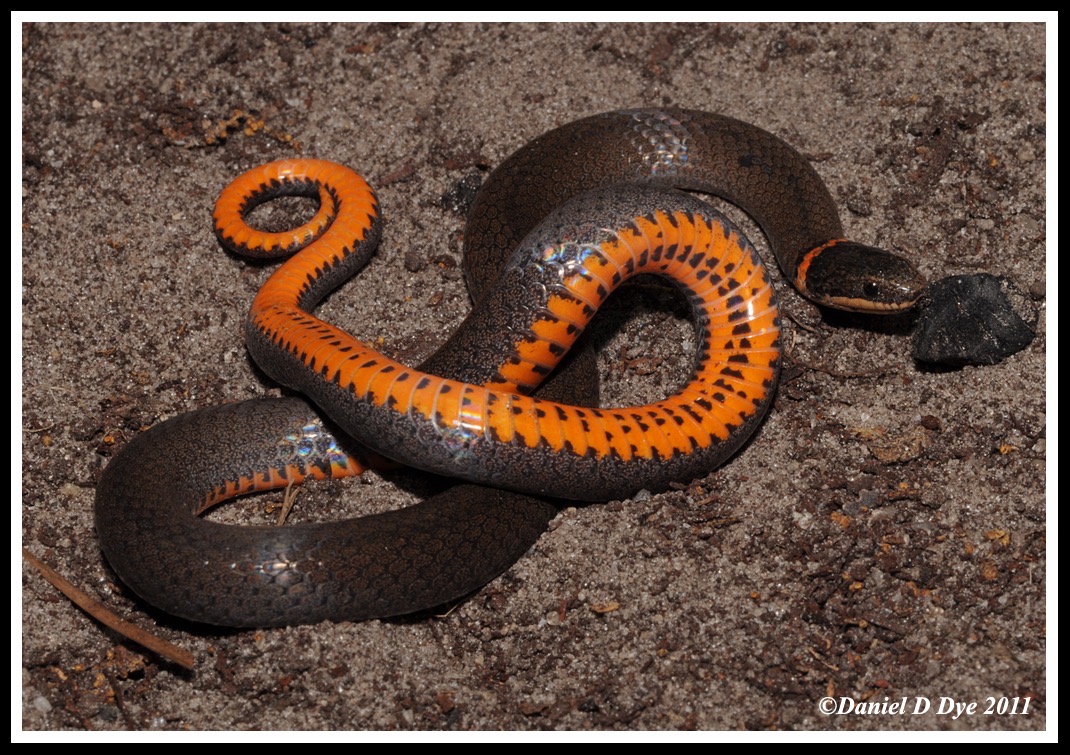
22;548;195;671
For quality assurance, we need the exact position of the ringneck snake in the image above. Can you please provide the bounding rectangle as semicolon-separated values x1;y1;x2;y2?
95;109;925;627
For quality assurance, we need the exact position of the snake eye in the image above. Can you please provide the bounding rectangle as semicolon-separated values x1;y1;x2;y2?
863;280;881;299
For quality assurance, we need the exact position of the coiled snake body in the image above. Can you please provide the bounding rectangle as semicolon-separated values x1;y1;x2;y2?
95;110;923;627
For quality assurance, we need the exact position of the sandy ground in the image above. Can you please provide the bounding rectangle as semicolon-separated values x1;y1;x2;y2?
19;21;1048;733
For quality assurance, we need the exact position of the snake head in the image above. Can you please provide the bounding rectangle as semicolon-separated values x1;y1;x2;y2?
795;239;927;313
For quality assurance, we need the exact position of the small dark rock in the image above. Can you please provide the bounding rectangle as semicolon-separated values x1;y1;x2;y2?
440;172;484;216
912;274;1035;367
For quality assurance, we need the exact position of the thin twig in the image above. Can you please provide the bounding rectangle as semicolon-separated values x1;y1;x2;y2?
22;548;195;670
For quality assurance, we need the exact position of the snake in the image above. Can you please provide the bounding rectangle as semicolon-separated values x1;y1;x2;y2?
94;109;925;627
